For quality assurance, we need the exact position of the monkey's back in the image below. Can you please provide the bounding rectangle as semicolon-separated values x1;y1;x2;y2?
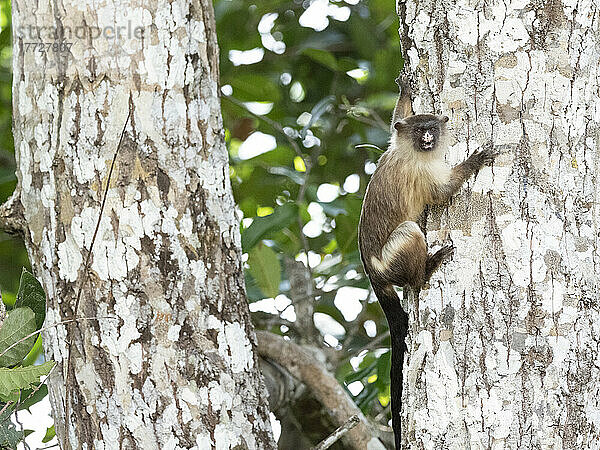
359;151;432;252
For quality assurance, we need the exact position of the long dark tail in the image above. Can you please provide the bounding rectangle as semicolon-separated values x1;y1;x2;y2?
374;285;408;450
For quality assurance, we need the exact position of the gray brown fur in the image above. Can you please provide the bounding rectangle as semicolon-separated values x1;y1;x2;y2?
359;113;497;291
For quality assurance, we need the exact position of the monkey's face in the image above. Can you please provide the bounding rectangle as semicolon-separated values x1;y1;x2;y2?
394;114;449;153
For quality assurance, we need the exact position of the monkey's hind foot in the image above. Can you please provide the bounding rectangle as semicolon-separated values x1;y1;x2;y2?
424;244;454;283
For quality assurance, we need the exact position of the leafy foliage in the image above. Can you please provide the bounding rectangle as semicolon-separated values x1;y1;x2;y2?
241;202;299;251
15;383;48;411
0;362;54;400
0;409;20;450
216;0;403;426
41;425;55;444
0;271;53;448
0;361;54;399
0;307;36;368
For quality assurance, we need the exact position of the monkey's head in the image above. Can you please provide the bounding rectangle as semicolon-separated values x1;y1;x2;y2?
393;114;449;153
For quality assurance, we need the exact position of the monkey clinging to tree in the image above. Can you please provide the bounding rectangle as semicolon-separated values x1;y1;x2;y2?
358;79;498;448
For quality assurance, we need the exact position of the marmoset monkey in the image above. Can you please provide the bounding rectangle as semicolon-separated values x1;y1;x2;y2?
358;82;497;448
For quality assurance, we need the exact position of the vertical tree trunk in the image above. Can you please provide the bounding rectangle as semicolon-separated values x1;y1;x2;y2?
398;0;600;447
10;1;275;448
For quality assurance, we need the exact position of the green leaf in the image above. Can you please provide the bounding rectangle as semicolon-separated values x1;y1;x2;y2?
301;48;338;71
345;358;377;384
356;382;379;411
0;361;55;399
229;74;280;102
241;203;298;252
21;335;42;367
267;166;305;185
376;350;391;386
16;383;48;411
1;292;14;308
41;424;55;443
247;244;281;299
15;269;46;330
0;307;37;367
359;92;400;111
0;389;18;404
334;213;358;255
0;407;21;448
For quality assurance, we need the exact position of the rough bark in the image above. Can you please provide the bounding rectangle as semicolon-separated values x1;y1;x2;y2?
10;0;275;448
398;0;600;448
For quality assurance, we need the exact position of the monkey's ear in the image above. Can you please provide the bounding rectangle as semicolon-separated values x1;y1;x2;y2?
439;115;449;123
393;119;408;132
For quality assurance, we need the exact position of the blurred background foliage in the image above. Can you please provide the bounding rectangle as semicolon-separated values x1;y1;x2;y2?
0;0;26;304
0;0;403;445
216;0;403;439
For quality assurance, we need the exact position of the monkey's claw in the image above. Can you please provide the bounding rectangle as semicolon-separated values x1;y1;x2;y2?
478;146;500;166
424;244;455;283
437;244;455;263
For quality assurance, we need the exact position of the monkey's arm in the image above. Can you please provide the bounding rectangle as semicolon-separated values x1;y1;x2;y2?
391;75;413;131
432;147;497;202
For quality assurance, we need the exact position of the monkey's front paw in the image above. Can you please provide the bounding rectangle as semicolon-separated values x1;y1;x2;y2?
436;244;455;263
477;146;500;166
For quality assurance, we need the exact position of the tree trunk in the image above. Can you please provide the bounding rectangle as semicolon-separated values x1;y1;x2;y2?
9;0;275;448
398;0;600;447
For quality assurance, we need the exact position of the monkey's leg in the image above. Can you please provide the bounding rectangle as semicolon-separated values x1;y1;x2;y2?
371;221;428;288
424;244;454;282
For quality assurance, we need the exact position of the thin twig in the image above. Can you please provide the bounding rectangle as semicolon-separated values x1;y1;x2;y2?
13;409;29;450
64;95;133;440
0;316;116;360
312;415;361;450
338;330;390;366
0;399;12;417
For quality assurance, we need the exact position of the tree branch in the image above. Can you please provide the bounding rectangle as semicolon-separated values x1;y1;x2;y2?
255;330;385;450
284;258;321;345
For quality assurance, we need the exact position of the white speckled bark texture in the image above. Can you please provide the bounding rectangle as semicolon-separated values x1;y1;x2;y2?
11;1;275;448
397;0;600;448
